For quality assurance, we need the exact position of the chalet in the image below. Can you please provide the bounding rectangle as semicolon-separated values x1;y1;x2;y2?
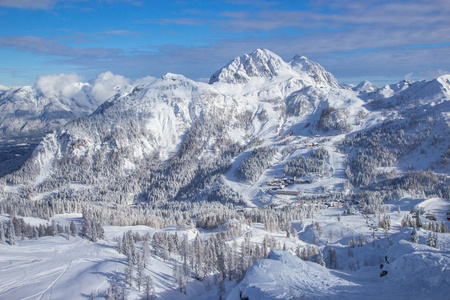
275;190;300;196
306;142;320;148
268;180;280;186
295;179;311;184
325;201;338;207
424;214;436;221
268;177;294;188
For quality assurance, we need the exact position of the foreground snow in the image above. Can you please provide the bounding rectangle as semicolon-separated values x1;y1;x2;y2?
230;236;450;300
0;236;122;299
0;196;448;300
228;249;355;300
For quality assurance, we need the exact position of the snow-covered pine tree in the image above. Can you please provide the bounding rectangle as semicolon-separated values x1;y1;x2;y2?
173;261;188;294
410;227;419;244
0;222;5;244
70;220;78;236
426;232;438;248
136;253;145;291
142;239;151;268
325;247;338;269
144;275;156;300
125;257;134;286
192;234;206;280
217;276;226;300
7;220;16;245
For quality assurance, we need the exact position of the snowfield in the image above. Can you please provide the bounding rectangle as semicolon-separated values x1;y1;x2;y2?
0;235;123;299
228;249;356;300
0;197;448;300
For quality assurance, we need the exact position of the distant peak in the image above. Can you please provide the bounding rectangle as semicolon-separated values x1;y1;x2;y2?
248;48;279;59
161;73;188;82
291;54;308;61
356;80;376;88
353;80;377;93
437;74;450;83
289;53;342;89
161;73;190;82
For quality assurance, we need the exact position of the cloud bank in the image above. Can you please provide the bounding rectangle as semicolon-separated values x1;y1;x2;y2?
32;72;155;109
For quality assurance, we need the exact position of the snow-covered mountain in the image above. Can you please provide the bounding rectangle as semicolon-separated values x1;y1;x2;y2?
0;72;152;138
0;49;449;300
353;80;377;94
210;49;292;84
361;75;450;107
3;49;449;196
210;48;341;89
6;49;368;189
0;84;92;137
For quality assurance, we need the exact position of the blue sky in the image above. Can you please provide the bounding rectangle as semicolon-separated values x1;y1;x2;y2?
0;0;449;86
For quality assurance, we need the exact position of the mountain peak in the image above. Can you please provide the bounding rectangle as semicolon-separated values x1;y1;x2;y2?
437;74;450;87
353;80;377;93
209;48;291;84
289;54;342;89
161;73;188;81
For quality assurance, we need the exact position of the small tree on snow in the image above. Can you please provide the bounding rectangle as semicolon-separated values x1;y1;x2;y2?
410;227;419;244
144;275;156;300
105;282;127;300
217;276;226;300
70;221;78;236
142;240;151;268
426;232;438;248
348;237;356;248
136;254;145;291
173;261;188;294
0;222;5;244
357;234;364;247
125;258;134;286
325;248;338;269
7;221;16;246
65;225;71;240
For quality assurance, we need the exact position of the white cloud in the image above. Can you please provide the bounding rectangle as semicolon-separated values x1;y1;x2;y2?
132;75;157;86
33;73;90;107
32;72;144;109
88;71;130;105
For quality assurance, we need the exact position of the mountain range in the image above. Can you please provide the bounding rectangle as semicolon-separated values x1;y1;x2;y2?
2;49;448;196
0;49;449;300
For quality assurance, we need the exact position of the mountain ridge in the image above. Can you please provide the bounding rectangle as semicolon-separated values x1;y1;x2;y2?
1;49;448;210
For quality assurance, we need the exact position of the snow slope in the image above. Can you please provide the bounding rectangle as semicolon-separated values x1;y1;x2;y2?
0;235;123;299
228;249;355;300
229;224;450;300
0;196;449;300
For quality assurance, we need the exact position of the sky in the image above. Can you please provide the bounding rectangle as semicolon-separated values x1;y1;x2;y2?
0;0;449;87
